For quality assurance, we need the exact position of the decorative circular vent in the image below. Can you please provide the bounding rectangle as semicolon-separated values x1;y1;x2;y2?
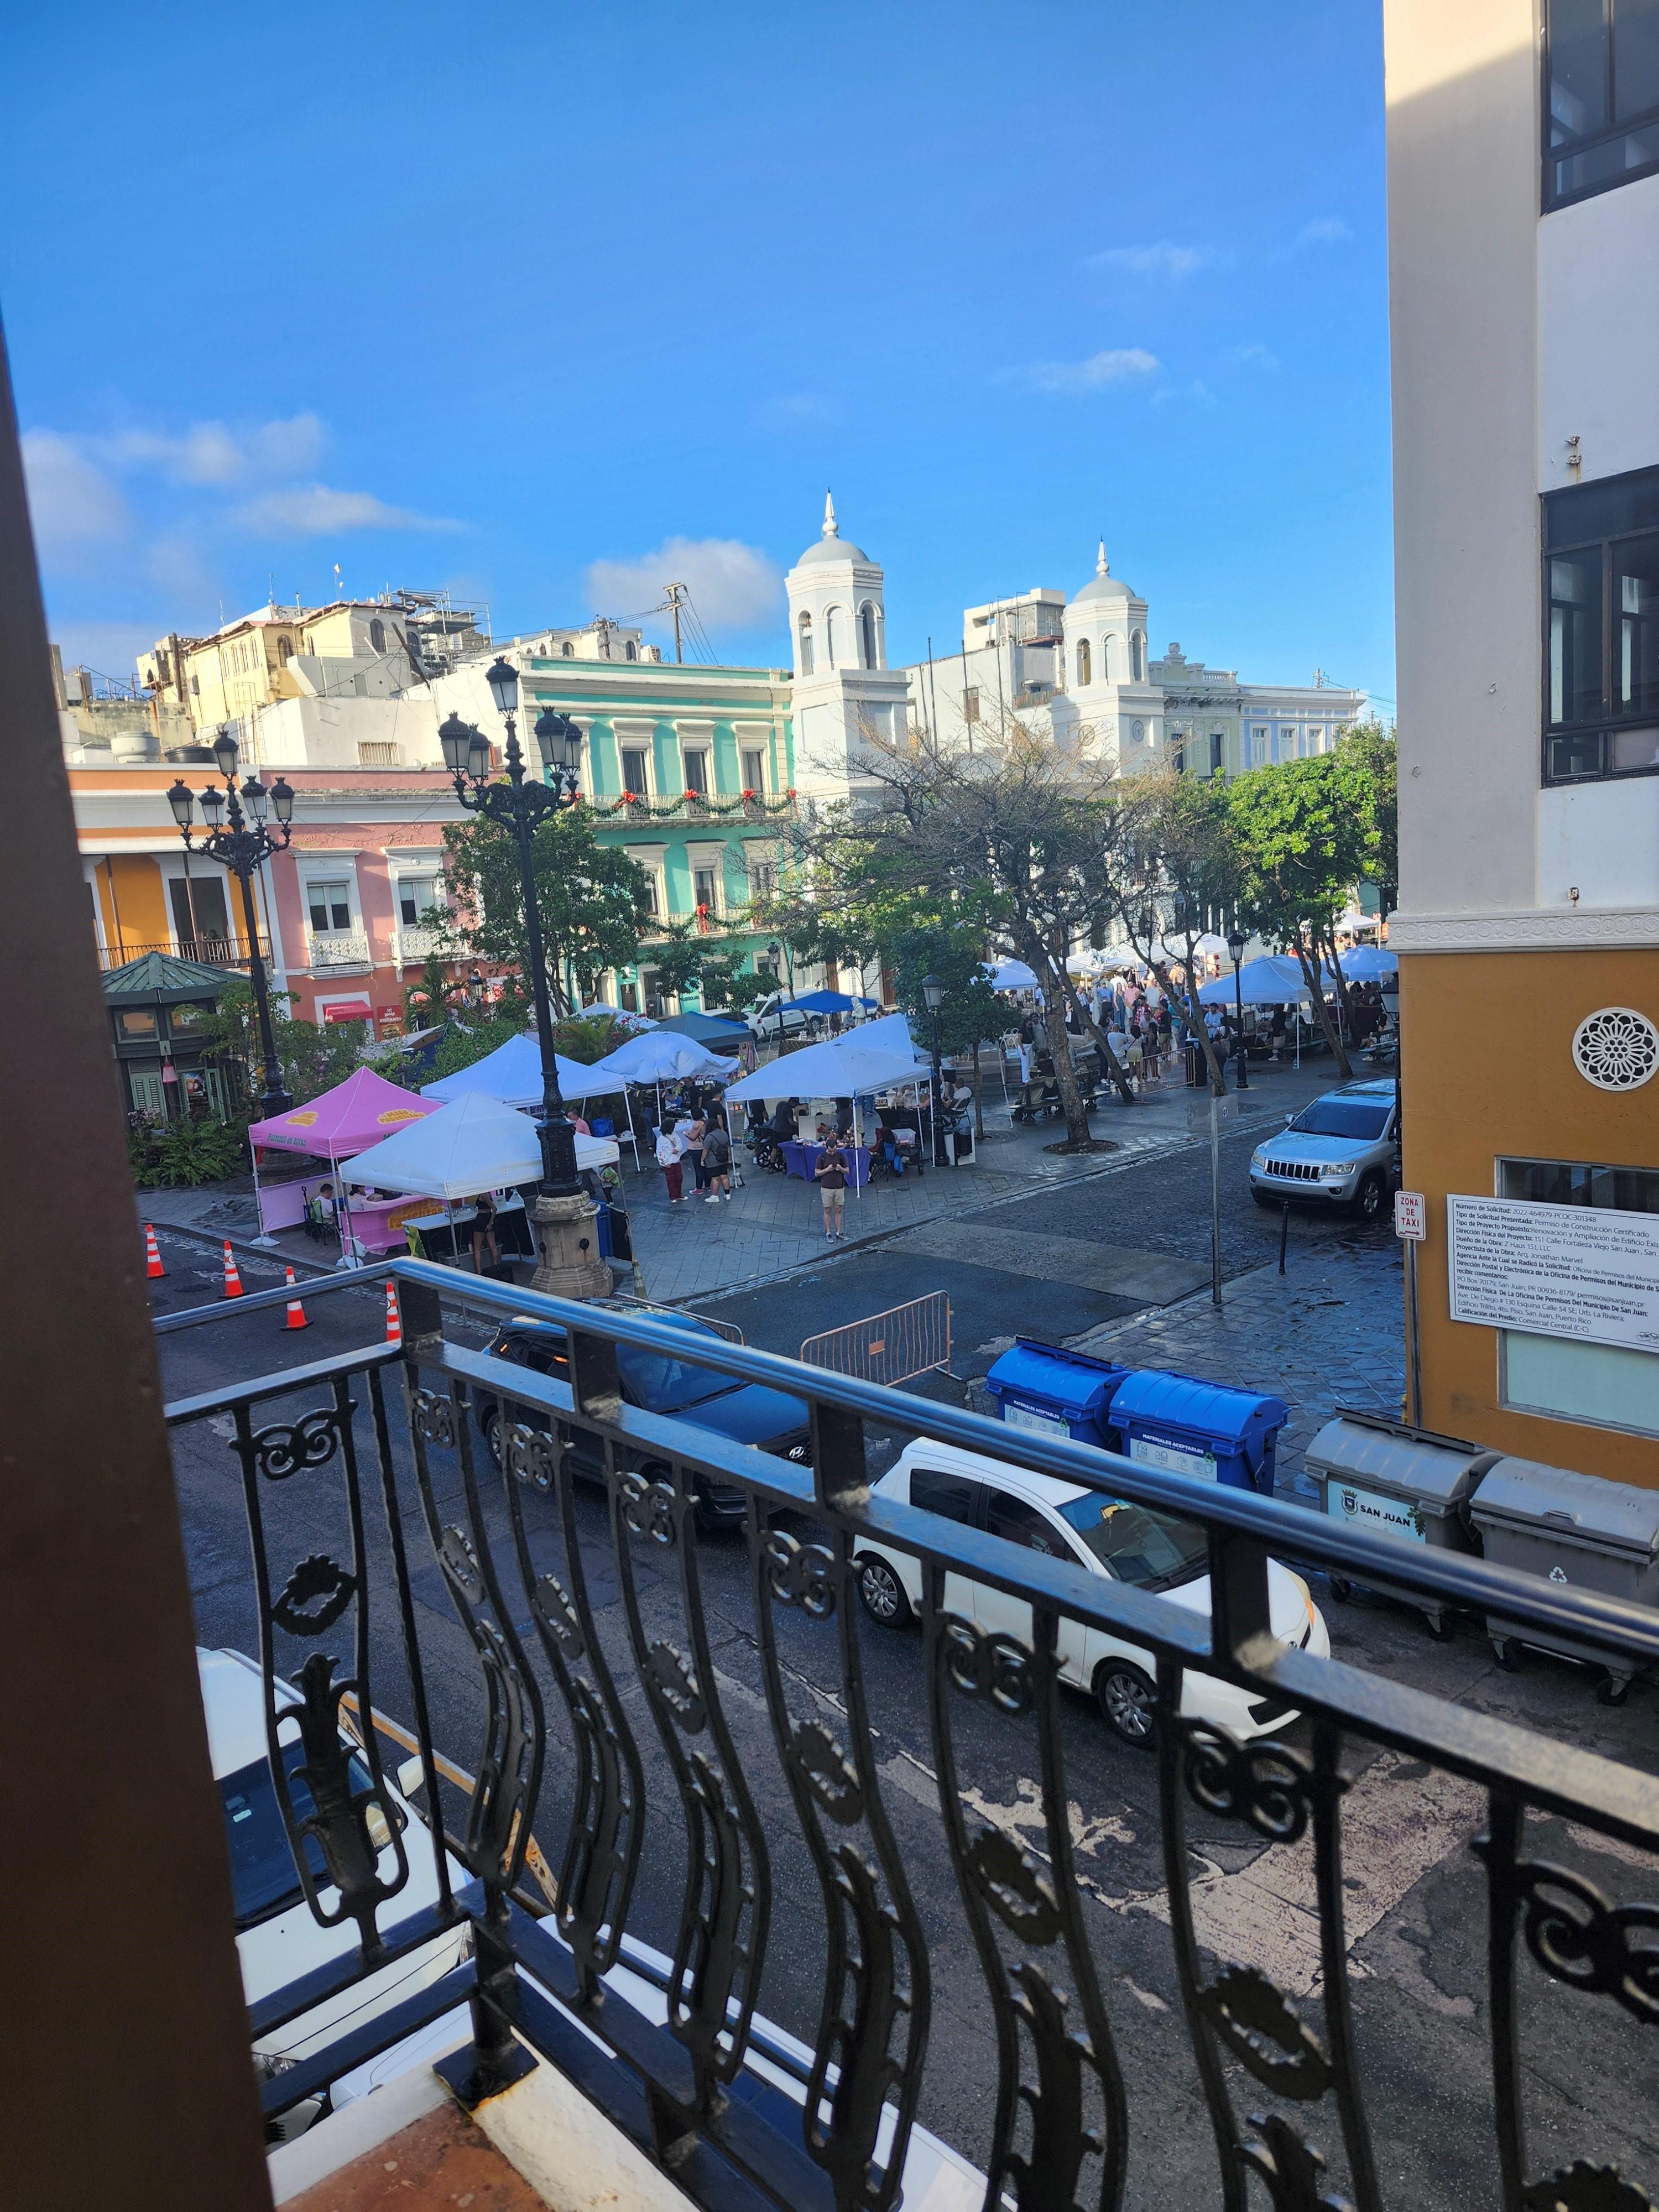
1572;1007;1659;1092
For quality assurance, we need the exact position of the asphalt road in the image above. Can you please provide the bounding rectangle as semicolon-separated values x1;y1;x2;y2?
150;1192;1659;2211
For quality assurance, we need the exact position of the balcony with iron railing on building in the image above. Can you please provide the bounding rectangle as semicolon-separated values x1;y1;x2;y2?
304;924;375;971
598;786;797;829
97;932;271;972
140;1259;1659;2212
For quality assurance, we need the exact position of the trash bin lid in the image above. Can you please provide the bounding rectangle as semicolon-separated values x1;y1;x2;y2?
1470;1457;1659;1561
985;1338;1127;1422
1110;1368;1290;1450
1304;1415;1498;1509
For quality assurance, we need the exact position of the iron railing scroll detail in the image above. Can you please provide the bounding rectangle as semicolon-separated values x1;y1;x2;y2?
158;1259;1659;2212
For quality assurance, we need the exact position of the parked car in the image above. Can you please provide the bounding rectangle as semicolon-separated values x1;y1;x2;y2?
853;1438;1328;1745
201;1646;468;2135
747;992;820;1043
474;1310;812;1530
1247;1078;1399;1220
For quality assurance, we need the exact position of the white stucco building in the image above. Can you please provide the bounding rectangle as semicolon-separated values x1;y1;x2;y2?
904;543;1364;777
783;495;911;796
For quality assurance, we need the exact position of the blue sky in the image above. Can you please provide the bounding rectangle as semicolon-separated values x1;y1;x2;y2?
2;1;1392;711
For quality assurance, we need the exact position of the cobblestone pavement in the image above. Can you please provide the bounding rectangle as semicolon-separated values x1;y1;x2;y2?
1060;1235;1406;1499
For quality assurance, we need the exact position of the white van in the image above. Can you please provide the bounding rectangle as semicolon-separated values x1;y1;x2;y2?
854;1439;1329;1744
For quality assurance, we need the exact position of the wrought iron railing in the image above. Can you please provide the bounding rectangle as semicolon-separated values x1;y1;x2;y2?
98;934;269;970
158;1260;1659;2212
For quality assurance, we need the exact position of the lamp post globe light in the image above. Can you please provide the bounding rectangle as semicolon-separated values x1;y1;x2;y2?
921;971;948;1166
443;662;610;1298
166;732;296;1119
1226;923;1250;1091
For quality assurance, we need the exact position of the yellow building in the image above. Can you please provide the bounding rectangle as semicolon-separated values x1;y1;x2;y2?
1386;1;1659;1481
138;601;418;734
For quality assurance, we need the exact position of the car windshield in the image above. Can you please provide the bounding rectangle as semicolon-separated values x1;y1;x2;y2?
1286;1100;1391;1140
219;1736;384;1928
617;1338;734;1412
1057;1494;1208;1589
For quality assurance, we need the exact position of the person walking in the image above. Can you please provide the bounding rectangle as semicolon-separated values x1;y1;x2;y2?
702;1117;734;1202
1017;1013;1035;1084
680;1112;707;1194
655;1121;685;1204
471;1190;500;1274
814;1135;850;1240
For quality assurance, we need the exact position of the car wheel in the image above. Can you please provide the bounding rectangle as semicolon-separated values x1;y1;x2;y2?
1596;1671;1630;1708
1353;1172;1386;1222
479;1406;504;1471
856;1554;913;1627
1095;1660;1157;1747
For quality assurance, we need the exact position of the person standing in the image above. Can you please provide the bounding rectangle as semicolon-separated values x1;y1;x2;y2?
471;1190;500;1274
681;1112;708;1193
702;1117;733;1202
656;1122;685;1204
1017;1013;1035;1084
814;1135;849;1241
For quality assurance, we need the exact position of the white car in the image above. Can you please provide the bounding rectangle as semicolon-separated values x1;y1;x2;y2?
747;991;819;1042
1248;1078;1399;1220
853;1440;1329;1745
200;1647;469;2124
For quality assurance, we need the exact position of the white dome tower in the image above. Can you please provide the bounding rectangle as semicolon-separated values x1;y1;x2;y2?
1059;539;1161;772
783;493;910;790
785;492;887;677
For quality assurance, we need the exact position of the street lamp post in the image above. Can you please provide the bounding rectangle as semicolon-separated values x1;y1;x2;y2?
1226;924;1250;1091
442;659;609;1298
921;972;948;1165
167;730;296;1120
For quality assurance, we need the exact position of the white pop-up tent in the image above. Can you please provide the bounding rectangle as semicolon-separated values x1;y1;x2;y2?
342;1088;617;1201
422;1032;627;1108
722;1024;938;1198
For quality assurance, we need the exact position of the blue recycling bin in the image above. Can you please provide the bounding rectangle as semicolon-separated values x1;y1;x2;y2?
1109;1370;1290;1494
985;1339;1130;1448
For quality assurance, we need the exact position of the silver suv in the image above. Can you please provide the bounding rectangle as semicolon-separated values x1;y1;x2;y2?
1248;1079;1399;1220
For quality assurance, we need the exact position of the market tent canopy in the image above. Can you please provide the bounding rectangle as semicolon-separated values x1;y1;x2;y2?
577;1000;655;1026
1327;944;1397;982
986;957;1040;992
422;1033;625;1108
652;1010;752;1044
853;1009;920;1057
582;1032;740;1087
1196;956;1315;1006
341;1089;617;1201
790;988;878;1014
249;1066;437;1157
722;1034;931;1102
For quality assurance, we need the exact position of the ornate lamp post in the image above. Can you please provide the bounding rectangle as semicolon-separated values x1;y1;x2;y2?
441;659;609;1297
166;730;295;1119
1226;923;1250;1091
921;971;948;1165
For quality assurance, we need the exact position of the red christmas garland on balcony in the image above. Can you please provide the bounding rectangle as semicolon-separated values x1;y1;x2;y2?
588;788;797;821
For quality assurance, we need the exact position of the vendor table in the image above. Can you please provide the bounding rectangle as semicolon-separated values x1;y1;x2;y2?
780;1140;871;1188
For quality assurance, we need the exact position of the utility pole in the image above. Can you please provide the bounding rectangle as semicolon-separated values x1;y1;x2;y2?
665;582;687;665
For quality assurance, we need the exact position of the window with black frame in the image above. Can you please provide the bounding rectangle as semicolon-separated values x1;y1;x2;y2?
1542;467;1659;782
1546;0;1659;208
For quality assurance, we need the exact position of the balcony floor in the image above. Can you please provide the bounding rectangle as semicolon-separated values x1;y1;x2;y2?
285;2101;551;2211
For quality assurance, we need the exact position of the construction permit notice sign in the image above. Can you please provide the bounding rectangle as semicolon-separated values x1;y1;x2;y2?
1447;1193;1659;1353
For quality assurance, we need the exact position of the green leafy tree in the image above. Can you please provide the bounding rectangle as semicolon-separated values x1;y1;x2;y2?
1116;772;1240;1094
441;807;651;1016
1228;752;1375;1078
197;978;386;1105
886;917;1005;1135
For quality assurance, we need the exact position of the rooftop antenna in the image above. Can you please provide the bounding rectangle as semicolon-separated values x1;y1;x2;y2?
664;581;687;664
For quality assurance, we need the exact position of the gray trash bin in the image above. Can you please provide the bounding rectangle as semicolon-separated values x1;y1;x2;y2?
1468;1457;1659;1702
1303;1413;1499;1635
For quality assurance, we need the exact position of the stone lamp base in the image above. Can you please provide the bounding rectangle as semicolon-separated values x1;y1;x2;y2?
531;1190;613;1301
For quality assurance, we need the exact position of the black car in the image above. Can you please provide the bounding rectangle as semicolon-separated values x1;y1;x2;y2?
474;1311;812;1532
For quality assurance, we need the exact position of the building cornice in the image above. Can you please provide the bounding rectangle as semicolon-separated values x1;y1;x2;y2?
1391;905;1659;953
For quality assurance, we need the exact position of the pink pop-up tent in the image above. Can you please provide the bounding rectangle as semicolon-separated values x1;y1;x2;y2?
247;1067;436;1255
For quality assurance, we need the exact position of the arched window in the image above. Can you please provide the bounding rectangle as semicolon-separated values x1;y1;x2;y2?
276;637;291;665
859;601;878;669
1076;638;1092;686
625;640;637;661
369;618;385;655
1101;635;1113;682
798;611;814;675
562;641;573;657
826;605;846;666
1130;632;1144;682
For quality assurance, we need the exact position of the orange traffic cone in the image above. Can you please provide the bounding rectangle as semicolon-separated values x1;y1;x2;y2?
384;1279;402;1346
222;1240;244;1299
283;1266;309;1331
143;1223;165;1279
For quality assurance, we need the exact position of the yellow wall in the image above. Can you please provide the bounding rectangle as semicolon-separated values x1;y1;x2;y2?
94;855;171;953
1400;947;1659;1483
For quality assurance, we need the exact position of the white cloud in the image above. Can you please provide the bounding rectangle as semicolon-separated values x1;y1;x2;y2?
21;432;131;556
92;412;325;485
1086;241;1211;278
1298;217;1353;245
1024;348;1160;396
1224;343;1280;370
232;484;462;535
586;536;783;636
